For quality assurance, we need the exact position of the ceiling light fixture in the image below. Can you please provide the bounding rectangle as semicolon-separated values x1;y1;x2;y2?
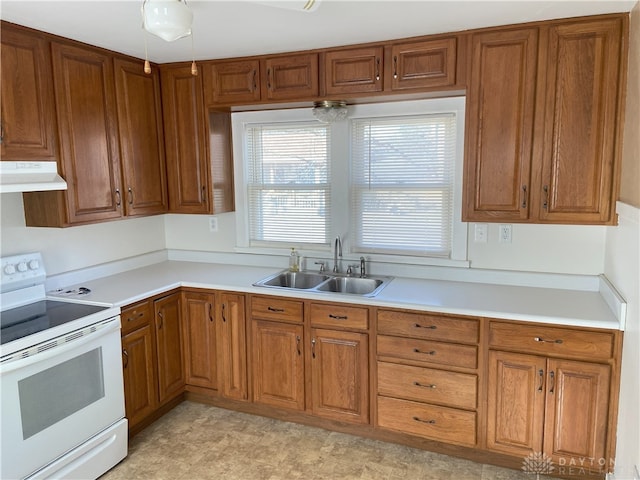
312;100;348;123
141;0;197;76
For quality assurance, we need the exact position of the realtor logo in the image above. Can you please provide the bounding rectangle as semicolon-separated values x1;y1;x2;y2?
522;452;555;478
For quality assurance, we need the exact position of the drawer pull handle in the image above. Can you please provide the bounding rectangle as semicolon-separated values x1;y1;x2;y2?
329;314;348;320
414;323;437;330
127;312;145;322
412;416;436;425
414;381;436;389
413;348;436;356
534;337;563;344
267;307;285;313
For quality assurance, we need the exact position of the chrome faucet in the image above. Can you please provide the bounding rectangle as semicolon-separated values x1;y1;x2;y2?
359;256;366;278
333;236;342;273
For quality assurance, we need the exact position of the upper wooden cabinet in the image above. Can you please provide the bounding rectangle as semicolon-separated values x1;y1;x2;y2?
463;17;626;224
114;58;168;217
323;46;383;95
463;28;539;222
202;59;260;106
0;25;57;161
262;53;319;101
161;64;212;214
389;37;459;91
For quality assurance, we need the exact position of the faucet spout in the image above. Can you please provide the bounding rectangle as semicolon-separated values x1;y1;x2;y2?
359;256;366;278
333;236;342;273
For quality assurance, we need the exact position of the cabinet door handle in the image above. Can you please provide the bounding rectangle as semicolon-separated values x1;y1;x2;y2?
311;338;316;359
267;306;285;313
414;323;437;330
412;416;436;425
534;337;563;345
549;370;555;394
543;185;549;209
208;303;214;322
537;369;544;392
122;348;129;368
413;348;436;356
222;303;226;322
157;311;163;329
375;57;380;81
521;185;528;209
393;56;398;79
252;70;257;91
127;187;133;205
329;314;347;320
414;381;436;389
296;335;301;356
115;189;121;207
267;68;272;90
0;121;4;144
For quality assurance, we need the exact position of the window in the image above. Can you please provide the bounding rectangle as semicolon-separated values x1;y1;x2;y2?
233;98;467;265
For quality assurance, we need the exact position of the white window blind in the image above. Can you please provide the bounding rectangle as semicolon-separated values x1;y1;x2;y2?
246;122;330;246
351;113;457;257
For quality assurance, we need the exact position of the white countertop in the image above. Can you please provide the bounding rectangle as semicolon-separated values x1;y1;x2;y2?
48;260;623;330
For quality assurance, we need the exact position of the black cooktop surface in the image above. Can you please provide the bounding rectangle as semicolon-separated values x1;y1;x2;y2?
0;300;108;345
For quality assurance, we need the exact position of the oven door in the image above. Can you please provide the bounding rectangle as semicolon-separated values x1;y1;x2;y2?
0;316;125;480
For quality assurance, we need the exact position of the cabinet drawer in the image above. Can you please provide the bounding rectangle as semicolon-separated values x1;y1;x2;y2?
377;309;478;344
377;335;477;369
489;321;615;360
377;362;477;410
121;300;152;334
310;303;368;330
377;396;476;447
251;296;303;323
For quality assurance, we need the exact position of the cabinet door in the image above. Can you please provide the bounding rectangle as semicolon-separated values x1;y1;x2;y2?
121;324;158;430
114;58;168;217
217;292;248;400
182;291;217;390
324;46;383;95
154;293;185;404
251;320;304;410
538;19;623;224
0;26;57;161
263;53;318;101
161;65;211;214
310;328;369;424
462;28;538;222
390;37;458;91
203;60;260;105
51;42;123;224
544;359;610;465
486;350;545;456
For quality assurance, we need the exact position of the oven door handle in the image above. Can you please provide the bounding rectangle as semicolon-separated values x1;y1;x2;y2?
0;317;120;374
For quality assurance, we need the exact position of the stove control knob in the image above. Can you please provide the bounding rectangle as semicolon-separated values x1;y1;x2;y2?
4;264;16;275
28;259;40;270
17;262;28;273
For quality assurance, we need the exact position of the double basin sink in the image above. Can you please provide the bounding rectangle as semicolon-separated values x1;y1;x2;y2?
253;270;393;297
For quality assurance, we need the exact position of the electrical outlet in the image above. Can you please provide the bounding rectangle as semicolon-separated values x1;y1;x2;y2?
499;224;512;243
208;217;218;232
474;224;488;243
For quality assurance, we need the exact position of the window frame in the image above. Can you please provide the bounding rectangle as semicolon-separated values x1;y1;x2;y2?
232;97;468;267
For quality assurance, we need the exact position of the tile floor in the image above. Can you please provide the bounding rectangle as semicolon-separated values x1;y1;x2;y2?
101;401;548;480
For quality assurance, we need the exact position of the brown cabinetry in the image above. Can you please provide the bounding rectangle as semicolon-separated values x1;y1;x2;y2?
463;17;626;224
389;37;459;91
0;24;57;161
182;291;217;390
114;58;168;217
203;59;260;106
263;53;319;101
486;320;619;473
154;292;185;403
309;302;369;424
376;308;480;447
323;46;383;95
217;292;248;400
161;64;211;213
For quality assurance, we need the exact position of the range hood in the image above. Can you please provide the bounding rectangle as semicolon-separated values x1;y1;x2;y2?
0;161;67;193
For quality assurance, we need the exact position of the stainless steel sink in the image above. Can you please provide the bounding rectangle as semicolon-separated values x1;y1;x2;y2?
255;271;329;289
253;270;392;297
315;276;384;295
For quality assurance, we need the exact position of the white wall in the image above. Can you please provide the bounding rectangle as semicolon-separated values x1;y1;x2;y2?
0;193;166;276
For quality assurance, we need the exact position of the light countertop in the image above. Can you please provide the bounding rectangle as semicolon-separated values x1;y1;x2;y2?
47;260;623;330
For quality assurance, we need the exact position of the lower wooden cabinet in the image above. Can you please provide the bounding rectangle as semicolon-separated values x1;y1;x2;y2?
154;292;185;403
182;291;217;390
217;292;248;401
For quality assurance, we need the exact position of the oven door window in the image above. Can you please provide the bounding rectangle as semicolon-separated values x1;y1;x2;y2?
18;347;105;439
